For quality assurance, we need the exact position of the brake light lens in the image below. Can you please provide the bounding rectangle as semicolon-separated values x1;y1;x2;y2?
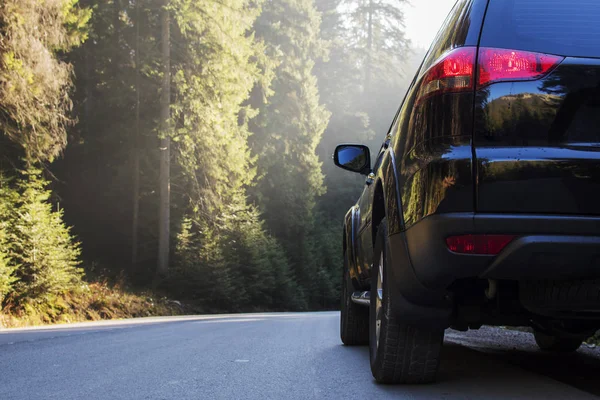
478;48;564;88
416;47;564;102
417;47;476;102
446;235;516;255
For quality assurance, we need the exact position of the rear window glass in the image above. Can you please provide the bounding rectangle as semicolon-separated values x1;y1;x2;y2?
480;0;600;58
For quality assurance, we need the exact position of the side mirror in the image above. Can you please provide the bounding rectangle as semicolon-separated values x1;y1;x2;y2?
333;144;371;175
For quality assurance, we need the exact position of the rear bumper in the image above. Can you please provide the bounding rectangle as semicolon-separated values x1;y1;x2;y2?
386;213;600;326
406;213;600;288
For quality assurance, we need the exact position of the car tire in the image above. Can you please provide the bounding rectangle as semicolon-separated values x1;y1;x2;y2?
340;250;369;345
369;218;444;384
533;330;582;352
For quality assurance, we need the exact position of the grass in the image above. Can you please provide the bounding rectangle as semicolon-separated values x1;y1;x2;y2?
0;281;185;328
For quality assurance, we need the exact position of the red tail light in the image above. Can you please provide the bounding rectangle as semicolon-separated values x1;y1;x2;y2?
416;47;476;102
446;235;516;255
416;47;563;102
478;48;564;88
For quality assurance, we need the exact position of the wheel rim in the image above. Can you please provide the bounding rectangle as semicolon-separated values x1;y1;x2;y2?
375;251;384;348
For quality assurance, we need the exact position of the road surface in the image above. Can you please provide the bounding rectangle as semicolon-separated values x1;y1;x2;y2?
1;312;599;399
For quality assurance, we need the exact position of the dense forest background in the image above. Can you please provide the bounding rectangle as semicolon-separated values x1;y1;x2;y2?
0;0;425;323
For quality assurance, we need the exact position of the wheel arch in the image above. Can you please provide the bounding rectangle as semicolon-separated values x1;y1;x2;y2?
372;180;386;246
371;149;404;244
343;205;361;285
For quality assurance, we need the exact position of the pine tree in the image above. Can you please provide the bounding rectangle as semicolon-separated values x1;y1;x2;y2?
309;0;412;308
0;0;91;164
250;0;331;308
58;0;163;280
314;0;410;155
0;0;89;309
314;0;375;228
168;0;294;308
0;174;18;304
0;0;418;313
339;0;409;90
10;169;83;304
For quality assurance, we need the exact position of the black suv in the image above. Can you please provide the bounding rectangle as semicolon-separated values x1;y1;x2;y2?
334;0;600;384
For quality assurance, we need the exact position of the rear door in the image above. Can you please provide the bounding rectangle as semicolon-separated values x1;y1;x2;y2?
473;0;600;215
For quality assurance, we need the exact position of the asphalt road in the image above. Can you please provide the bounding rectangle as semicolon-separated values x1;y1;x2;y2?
1;312;600;399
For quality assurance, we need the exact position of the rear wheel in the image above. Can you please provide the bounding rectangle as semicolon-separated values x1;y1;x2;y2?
340;250;369;345
369;218;444;384
533;331;583;352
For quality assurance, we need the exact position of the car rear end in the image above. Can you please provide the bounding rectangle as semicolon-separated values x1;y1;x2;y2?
471;0;600;320
474;0;600;218
393;0;600;333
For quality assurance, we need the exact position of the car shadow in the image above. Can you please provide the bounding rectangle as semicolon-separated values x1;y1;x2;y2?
327;340;599;399
476;344;600;397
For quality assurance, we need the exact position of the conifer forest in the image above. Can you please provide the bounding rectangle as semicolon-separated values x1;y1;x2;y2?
0;0;421;324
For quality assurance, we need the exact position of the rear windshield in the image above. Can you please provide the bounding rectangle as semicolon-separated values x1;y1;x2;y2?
480;0;600;58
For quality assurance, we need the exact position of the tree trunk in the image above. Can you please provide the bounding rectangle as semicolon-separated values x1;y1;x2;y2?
365;0;373;90
131;0;141;267
157;0;171;278
84;34;92;140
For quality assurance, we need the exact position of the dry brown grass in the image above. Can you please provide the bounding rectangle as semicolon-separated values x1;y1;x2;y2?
0;281;184;328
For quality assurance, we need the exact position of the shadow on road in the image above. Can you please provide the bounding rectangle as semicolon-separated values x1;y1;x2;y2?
332;339;600;399
484;345;600;397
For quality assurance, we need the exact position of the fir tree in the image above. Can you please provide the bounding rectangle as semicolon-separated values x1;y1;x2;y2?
0;174;18;304
0;0;89;309
250;0;332;308
169;0;294;308
10;169;83;304
0;0;91;164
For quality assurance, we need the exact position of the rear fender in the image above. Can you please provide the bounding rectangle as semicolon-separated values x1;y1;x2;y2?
376;150;454;328
373;149;404;237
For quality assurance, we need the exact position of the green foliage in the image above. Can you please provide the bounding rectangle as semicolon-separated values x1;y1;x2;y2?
0;174;18;303
171;206;302;311
0;0;88;317
0;167;84;317
166;0;301;309
8;168;83;304
1;280;183;327
313;0;413;280
170;0;271;218
55;0;164;273
0;0;413;320
0;0;91;163
249;0;333;308
340;0;409;84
